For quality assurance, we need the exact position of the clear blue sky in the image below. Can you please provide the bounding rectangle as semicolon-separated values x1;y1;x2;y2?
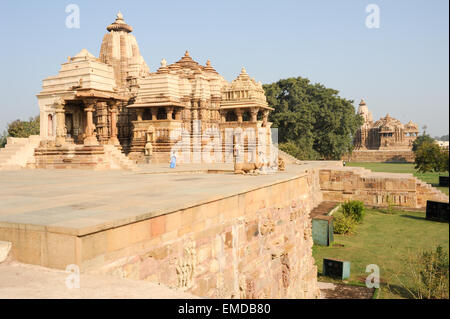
0;0;448;136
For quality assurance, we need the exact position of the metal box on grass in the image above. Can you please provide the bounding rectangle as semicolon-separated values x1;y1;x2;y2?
323;258;350;280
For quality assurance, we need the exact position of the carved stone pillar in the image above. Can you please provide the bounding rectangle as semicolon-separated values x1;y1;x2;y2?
136;109;144;122
192;109;198;120
235;109;243;123
84;102;98;145
262;110;269;127
166;107;174;120
55;100;66;146
175;109;182;120
220;111;226;123
96;102;108;144
109;103;120;146
151;108;157;121
250;107;259;122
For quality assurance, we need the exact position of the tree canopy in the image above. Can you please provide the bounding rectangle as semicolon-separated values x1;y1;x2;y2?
0;116;40;148
7;116;40;138
414;139;449;173
263;77;363;160
412;134;435;152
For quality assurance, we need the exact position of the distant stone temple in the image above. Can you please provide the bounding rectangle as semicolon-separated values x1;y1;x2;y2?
35;12;274;168
350;99;419;162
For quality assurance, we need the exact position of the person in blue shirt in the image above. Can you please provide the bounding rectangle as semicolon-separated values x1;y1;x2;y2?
170;152;177;168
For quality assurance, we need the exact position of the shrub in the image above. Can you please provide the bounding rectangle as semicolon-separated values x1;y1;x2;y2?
341;200;365;223
333;213;357;235
414;141;449;173
402;246;449;299
0;131;6;148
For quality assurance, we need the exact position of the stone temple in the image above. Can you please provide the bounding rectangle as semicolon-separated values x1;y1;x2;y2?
0;12;447;300
35;12;274;168
350;99;419;162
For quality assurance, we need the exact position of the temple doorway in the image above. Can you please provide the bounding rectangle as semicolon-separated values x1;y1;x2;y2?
65;113;74;138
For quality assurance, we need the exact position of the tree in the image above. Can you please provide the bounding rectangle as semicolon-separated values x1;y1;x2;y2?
412;134;435;152
263;77;363;160
414;141;449;173
7;116;40;138
0;116;40;148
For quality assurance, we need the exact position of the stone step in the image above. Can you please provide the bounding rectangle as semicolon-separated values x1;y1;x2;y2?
103;145;138;171
0;136;42;170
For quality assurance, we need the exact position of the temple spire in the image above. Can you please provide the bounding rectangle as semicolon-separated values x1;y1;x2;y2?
107;11;133;33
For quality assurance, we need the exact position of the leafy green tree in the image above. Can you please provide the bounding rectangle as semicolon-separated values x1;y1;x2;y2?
7;116;40;138
437;151;449;172
279;140;318;160
0;116;40;148
412;134;435;152
264;77;363;160
414;141;448;173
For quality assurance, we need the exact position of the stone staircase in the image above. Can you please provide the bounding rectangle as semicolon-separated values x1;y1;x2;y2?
355;167;449;204
103;145;139;171
415;178;449;206
276;148;302;165
0;136;41;170
319;165;448;209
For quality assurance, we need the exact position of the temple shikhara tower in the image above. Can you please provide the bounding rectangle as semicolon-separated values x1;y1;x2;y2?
34;12;274;168
350;99;419;162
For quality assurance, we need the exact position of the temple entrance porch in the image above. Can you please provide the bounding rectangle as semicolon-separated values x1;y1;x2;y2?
51;97;124;148
33;92;135;170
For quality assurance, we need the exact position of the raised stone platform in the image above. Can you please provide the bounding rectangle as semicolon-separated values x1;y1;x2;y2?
347;150;415;163
0;162;337;298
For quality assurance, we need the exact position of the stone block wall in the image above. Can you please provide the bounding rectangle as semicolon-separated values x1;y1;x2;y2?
347;150;415;163
319;167;448;208
84;170;323;299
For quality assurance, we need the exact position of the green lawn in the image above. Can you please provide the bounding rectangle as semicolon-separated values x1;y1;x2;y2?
313;208;449;299
347;162;449;195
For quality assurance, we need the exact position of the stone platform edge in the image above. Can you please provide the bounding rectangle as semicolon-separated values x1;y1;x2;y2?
0;170;310;237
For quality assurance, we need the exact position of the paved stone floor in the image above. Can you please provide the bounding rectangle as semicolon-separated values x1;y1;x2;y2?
0;260;196;299
0;162;334;236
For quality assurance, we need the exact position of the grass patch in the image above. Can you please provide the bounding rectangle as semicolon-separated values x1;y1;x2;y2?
313;208;449;299
347;162;449;195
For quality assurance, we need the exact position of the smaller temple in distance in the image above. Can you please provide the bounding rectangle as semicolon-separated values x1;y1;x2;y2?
350;99;419;162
